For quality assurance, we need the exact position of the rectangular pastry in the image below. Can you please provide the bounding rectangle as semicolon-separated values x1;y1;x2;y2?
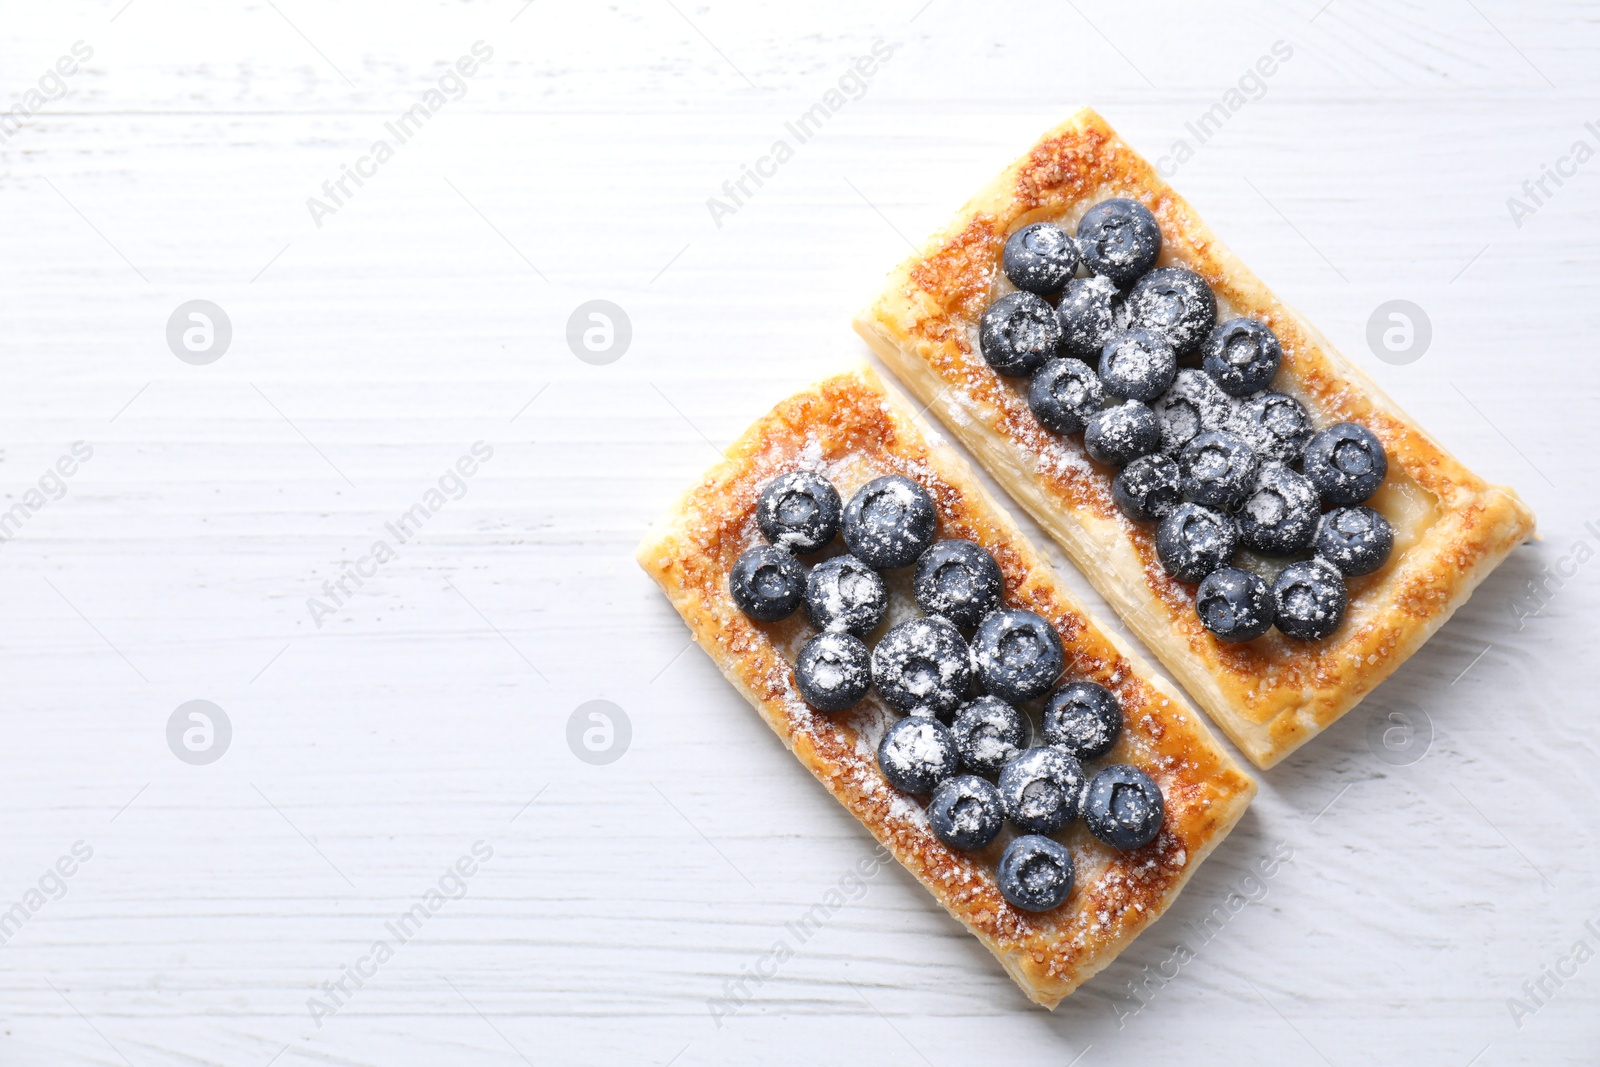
853;107;1536;769
635;364;1255;1008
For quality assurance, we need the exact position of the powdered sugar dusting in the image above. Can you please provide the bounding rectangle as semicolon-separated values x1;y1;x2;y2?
887;792;931;829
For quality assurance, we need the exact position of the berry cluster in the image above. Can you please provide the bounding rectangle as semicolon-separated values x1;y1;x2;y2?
981;200;1394;642
730;470;1166;913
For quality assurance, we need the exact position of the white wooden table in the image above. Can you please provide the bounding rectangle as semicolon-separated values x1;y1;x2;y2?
1;1;1596;1063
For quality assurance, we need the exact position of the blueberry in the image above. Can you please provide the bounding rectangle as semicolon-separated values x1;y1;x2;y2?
997;834;1075;912
1154;368;1237;455
1098;328;1177;402
1003;222;1081;295
877;716;960;794
1075;198;1161;288
1057;276;1121;359
913;539;1003;629
950;695;1028;776
1082;764;1165;850
980;291;1062;377
1125;266;1217;358
1202;318;1282;397
1112;453;1182;522
1303;422;1388;505
1028;358;1105;435
802;555;886;635
998;746;1085;835
1178;431;1259;511
729;545;806;621
1272;558;1348;640
1041;681;1122;760
842;475;938;570
871;616;973;718
1238;466;1319;556
794;632;872;711
1315;506;1394;576
1156;503;1238;582
971;608;1064;703
756;471;841;554
1195;566;1273;642
1237;391;1313;466
928;774;1006;851
1084;400;1161;467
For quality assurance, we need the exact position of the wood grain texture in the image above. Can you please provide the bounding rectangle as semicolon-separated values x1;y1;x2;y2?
0;1;1596;1064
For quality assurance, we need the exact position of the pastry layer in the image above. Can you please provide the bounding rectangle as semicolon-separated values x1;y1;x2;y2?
636;364;1256;1008
854;107;1536;769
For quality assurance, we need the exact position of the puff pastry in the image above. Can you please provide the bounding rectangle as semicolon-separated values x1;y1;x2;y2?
636;364;1256;1008
853;107;1536;769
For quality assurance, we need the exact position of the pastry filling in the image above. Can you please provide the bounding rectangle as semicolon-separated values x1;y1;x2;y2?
727;467;1170;912
980;199;1394;643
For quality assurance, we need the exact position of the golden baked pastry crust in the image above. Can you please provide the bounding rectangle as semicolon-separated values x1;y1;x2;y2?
636;364;1255;1009
853;107;1536;769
